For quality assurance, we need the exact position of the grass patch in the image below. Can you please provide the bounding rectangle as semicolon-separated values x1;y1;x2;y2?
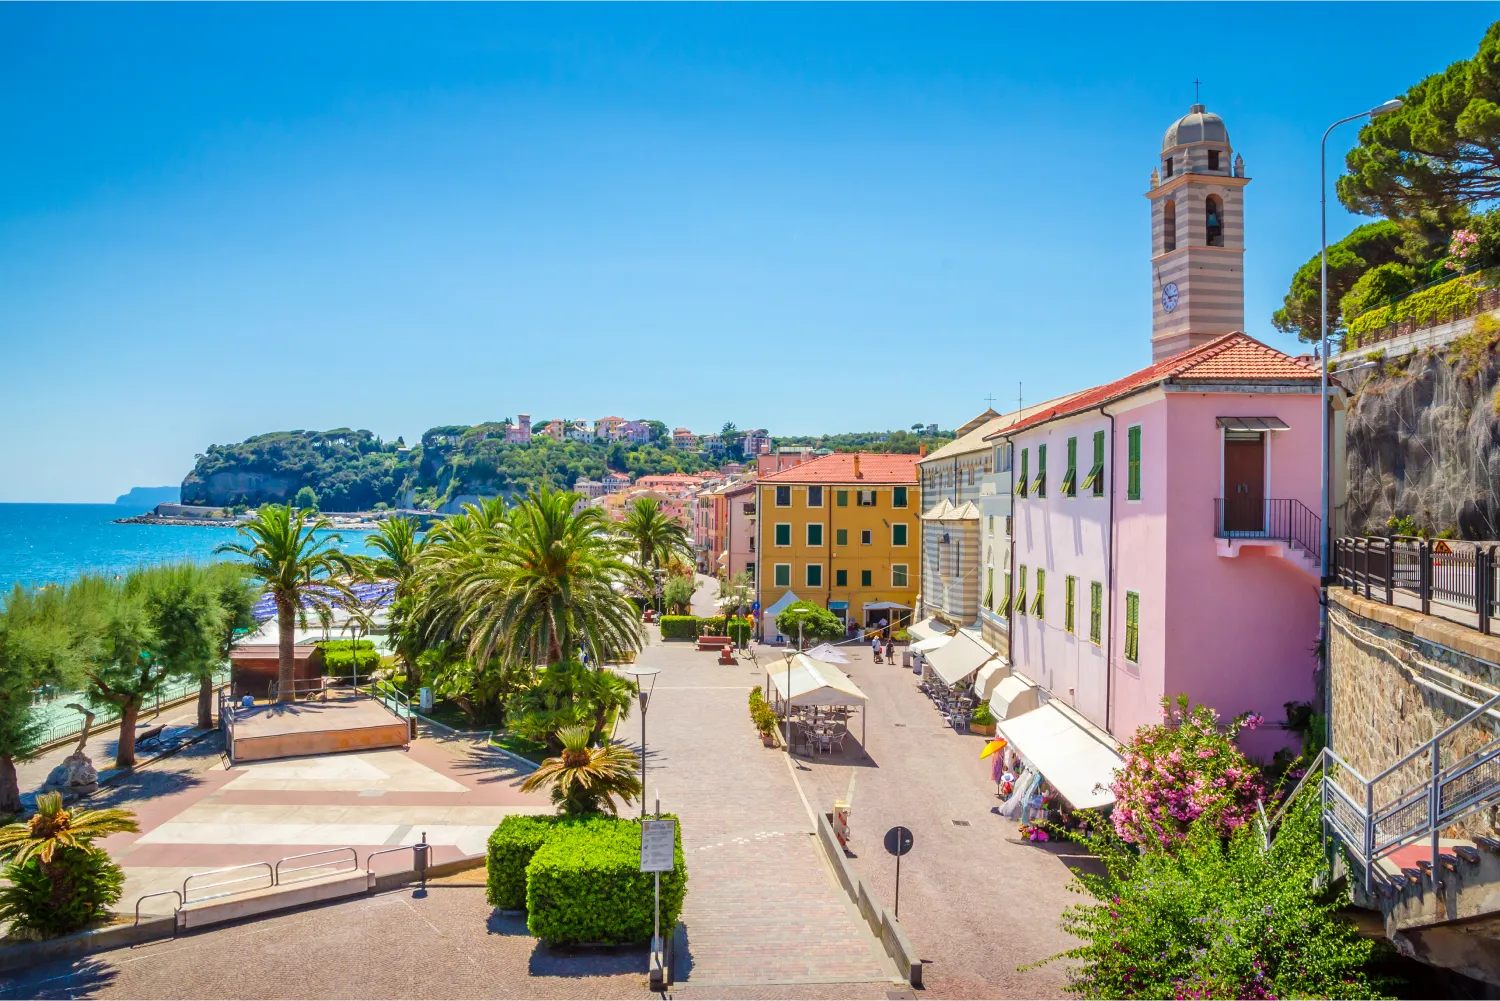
493;733;550;763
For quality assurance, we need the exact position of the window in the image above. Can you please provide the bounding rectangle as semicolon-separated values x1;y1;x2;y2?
836;569;848;587
1208;149;1220;171
999;443;1012;472
1090;581;1102;644
860;529;872;545
893;486;908;508
1033;444;1047;497
1062;437;1078;496
773;564;790;587
807;523;823;546
806;564;823;588
1002;571;1012;614
1206;195;1224;247
1033;568;1045;619
1006;515;1013;538
1127;426;1142;500
857;489;877;506
775;486;791;507
1163;199;1177;253
986;566;994;608
892;523;908;546
967;468;974;486
861;569;872;587
1163;156;1174;178
988;515;994;534
1125;591;1140;662
746;561;755;581
836;528;848;547
1017;448;1029;498
808;486;823;507
892;564;909;587
836;490;848;507
1065;575;1076;633
1015;566;1028;616
1082;430;1105;496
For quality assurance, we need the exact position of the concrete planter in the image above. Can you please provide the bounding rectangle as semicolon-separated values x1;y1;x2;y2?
971;722;996;737
760;732;777;747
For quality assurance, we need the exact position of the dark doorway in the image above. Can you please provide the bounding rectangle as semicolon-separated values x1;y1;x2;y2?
1223;432;1265;533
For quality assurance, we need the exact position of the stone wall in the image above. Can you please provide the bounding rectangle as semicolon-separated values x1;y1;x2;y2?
1327;587;1500;839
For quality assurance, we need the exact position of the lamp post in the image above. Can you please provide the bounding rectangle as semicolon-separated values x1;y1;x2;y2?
623;666;660;819
1319;98;1403;571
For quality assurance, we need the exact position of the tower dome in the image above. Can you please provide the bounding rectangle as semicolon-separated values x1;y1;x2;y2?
1162;104;1229;152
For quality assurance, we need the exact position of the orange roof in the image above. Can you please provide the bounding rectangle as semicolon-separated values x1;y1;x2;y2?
984;333;1321;441
758;452;919;484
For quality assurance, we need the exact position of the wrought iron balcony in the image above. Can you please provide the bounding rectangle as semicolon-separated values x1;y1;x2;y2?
1212;497;1321;565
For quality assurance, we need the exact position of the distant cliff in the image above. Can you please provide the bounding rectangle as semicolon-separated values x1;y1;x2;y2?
114;486;181;510
1344;323;1500;538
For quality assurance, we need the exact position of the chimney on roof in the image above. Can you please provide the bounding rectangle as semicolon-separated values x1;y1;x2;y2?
919;444;928;457
853;454;862;479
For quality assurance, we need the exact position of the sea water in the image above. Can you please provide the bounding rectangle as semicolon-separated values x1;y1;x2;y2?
0;503;375;592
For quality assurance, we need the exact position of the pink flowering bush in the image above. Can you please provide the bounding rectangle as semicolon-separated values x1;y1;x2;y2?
1444;228;1479;273
1109;696;1264;850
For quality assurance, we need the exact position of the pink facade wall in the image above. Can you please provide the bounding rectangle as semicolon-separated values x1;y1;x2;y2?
726;486;757;583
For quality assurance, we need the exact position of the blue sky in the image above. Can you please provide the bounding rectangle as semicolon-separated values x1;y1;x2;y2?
1;4;1493;502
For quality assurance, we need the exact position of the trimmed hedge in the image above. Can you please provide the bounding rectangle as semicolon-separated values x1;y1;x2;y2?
315;639;381;676
660;615;752;642
526;815;687;946
486;815;558;909
659;615;699;640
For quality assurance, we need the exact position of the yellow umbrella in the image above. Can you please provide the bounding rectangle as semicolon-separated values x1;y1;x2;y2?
980;738;1007;759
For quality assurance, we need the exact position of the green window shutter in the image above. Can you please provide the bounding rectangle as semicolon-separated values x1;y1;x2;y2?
1017;449;1029;498
1002;571;1012;614
893;486;907;508
836;569;848;586
985;567;994;609
1033;568;1045;618
836;528;848;547
1033;444;1047;497
807;564;823;587
1127;426;1141;501
1065;575;1076;633
774;564;790;587
808;523;823;546
1083;429;1105;494
861;569;872;587
1090;581;1102;644
1062;437;1077;496
836;490;848;507
1016;566;1027;616
893;523;908;546
1125;591;1140;662
775;524;790;546
892;565;908;587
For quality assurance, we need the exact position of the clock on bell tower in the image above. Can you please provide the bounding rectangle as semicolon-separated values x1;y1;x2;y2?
1146;104;1249;362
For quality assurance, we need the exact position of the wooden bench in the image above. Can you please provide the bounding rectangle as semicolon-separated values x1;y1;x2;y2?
695;636;733;651
136;724;166;747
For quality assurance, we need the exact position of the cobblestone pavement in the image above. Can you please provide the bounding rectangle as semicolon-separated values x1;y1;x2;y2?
619;631;900;989
0;887;906;1001
780;642;1085;999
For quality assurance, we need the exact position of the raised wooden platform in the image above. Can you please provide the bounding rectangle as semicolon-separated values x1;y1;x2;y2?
229;696;409;763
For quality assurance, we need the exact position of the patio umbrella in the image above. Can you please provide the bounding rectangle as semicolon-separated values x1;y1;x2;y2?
980;738;1008;759
805;642;851;664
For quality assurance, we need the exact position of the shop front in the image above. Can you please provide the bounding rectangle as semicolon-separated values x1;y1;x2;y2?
993;701;1122;841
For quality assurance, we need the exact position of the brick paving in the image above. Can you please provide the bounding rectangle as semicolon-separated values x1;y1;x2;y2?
782;642;1083;999
620;625;899;988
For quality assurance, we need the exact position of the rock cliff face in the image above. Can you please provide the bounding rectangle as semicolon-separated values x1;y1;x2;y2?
1345;331;1500;538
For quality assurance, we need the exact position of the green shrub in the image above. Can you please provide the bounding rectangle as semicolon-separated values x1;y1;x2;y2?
526;815;687;946
659;615;699;640
486;815;558;909
971;701;995;726
1349;268;1497;340
0;849;125;940
698;616;752;642
748;686;778;736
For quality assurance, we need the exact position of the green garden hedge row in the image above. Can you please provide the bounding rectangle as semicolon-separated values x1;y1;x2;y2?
658;615;700;640
485;813;688;946
658;615;753;642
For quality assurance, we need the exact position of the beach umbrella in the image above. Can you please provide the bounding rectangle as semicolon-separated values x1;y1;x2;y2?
980;738;1007;760
805;642;851;664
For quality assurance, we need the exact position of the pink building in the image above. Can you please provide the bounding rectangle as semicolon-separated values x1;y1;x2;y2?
504;414;532;444
992;332;1326;758
723;478;758;584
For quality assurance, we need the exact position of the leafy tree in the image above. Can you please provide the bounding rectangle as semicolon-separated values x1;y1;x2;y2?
619;497;693;609
358;515;427;691
506;659;636;749
0;586;88;813
202;563;258;730
644;420;669;444
717;572;755;617
215;505;355;702
662;574;697;615
293;486;319;511
1339;21;1500;218
520;724;642;816
774;601;843;646
0;791;138;939
1270;221;1409;342
1340;262;1417;325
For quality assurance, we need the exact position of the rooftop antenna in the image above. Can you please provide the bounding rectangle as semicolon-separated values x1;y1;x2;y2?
1018;382;1023;416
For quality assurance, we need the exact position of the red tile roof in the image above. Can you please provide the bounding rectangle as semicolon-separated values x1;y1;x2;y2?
983;333;1321;441
758;452;919;484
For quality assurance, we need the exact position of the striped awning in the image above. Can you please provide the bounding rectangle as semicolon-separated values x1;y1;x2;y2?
1216;416;1289;432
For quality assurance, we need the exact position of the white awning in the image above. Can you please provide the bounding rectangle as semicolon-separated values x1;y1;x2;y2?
910;634;952;654
973;660;1009;700
908;617;951;645
864;600;911;611
766;654;868;707
996;703;1121;810
925;630;1000;687
805;642;851;664
989;674;1039;720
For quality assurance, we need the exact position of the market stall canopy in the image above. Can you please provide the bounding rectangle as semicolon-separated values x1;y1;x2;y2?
805;642;851;664
973;659;1010;701
925;629;1000;687
908;617;953;645
989;674;1040;720
864;600;911;612
762;591;802;623
910;634;953;654
996;703;1121;810
766;654;868;706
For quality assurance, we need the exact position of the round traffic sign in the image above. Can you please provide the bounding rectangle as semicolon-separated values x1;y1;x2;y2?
883;825;914;857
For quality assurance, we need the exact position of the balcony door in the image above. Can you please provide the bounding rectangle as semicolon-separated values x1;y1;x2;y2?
1223;431;1265;533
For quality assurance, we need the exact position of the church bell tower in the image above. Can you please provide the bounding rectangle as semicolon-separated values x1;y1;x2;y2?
1146;104;1249;362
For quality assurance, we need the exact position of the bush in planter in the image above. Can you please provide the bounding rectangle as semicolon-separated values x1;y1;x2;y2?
486;814;558;909
748;686;778;737
526;815;687;946
659;615;699;640
971;701;995;727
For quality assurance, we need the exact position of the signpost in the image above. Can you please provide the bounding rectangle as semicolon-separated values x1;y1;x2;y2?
640;807;676;990
883;825;914;919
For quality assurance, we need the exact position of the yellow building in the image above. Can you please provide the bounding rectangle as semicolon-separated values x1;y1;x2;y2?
755;452;921;638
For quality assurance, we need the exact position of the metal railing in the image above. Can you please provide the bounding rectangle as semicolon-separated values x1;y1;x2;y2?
274;847;359;886
134;889;182;926
183;861;275;904
1213;498;1322;564
30;669;230;748
370;679;411;720
1334;536;1500;634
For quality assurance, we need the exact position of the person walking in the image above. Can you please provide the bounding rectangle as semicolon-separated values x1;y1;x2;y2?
871;633;883;663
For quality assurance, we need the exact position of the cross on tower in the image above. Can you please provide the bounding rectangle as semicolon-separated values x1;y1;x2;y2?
984;394;996;409
1193;78;1202;103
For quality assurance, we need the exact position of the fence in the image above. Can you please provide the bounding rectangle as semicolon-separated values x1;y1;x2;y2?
1334;536;1500;634
31;669;231;748
1213;497;1322;564
1345;274;1500;351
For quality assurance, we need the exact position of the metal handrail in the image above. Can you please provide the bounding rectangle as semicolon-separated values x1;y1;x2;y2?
371;679;411;720
274;847;359;886
134;889;182;926
365;845;418;872
183;861;274;904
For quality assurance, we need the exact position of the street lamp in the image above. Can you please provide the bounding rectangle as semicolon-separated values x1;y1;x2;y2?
622;666;660;819
1319;97;1403;571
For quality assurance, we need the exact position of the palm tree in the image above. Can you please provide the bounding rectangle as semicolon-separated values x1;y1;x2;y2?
359;516;428;691
0;792;138;865
619;497;693;610
215;505;355;701
520;724;642;815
